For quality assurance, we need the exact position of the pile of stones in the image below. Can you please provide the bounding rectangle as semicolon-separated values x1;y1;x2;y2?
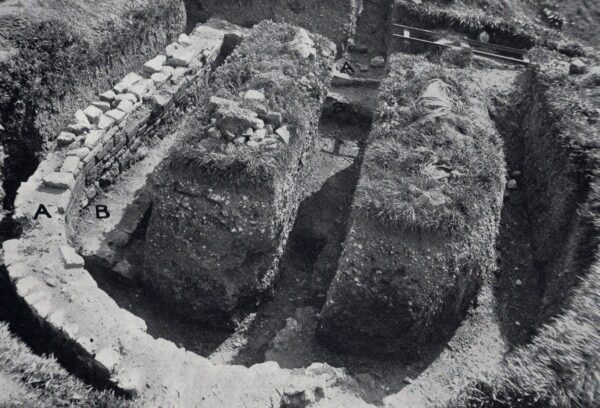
206;91;292;150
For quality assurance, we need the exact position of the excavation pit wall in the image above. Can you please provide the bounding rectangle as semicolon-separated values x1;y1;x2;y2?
184;0;359;50
144;21;336;323
0;0;186;210
448;58;600;408
0;21;375;407
318;54;507;358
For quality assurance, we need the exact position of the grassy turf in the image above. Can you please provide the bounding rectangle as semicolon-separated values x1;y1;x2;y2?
354;53;505;234
0;323;131;408
169;21;334;185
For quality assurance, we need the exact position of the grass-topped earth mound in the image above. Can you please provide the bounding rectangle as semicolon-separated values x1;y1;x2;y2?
317;53;506;358
143;21;335;323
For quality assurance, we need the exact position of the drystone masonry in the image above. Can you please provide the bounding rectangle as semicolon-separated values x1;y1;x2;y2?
0;21;375;407
35;26;227;216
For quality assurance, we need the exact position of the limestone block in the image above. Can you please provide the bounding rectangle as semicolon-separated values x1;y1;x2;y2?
151;71;171;84
24;291;49;305
178;33;193;45
91;101;112;112
67;147;91;159
47;310;66;329
165;41;181;58
114;93;138;105
97;114;116;130
60;156;80;174
243;89;265;101
57;132;76;146
106;109;127;124
83;105;104;124
117;99;135;113
276;126;291;144
32;300;53;318
7;263;28;281
63;323;79;340
168;46;200;67
59;246;85;268
100;90;117;102
95;348;121;373
114;72;143;94
127;79;154;101
43;172;75;190
75;110;91;125
84;130;104;149
15;277;43;297
67;123;91;135
143;55;167;74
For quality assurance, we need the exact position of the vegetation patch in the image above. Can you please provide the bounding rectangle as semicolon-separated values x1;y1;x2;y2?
0;323;130;407
354;54;504;234
169;21;335;185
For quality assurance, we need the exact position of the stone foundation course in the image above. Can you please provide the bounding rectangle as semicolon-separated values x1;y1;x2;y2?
317;54;506;357
143;21;336;322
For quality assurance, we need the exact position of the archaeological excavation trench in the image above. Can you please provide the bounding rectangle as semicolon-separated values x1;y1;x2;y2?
1;0;598;407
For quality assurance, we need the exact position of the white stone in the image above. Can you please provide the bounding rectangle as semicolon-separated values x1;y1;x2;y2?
114;93;138;105
100;90;116;102
83;105;103;124
370;56;386;68
244;90;265;101
151;71;171;84
106;109;127;124
95;348;121;373
75;110;91;125
59;246;85;268
25;291;48;305
60;156;80;174
84;130;104;149
117;99;135;113
91;101;112;112
42;172;74;190
275;126;291;144
47;310;66;329
165;42;181;58
8;263;28;281
570;58;587;75
251;128;267;141
32;300;53;318
143;55;167;74
286;28;316;60
127;79;154;100
97;114;116;130
67;123;91;135
247;140;260;148
57;132;76;146
15;277;43;297
67;147;91;158
63;323;79;339
178;33;193;45
168;46;200;67
114;72;142;93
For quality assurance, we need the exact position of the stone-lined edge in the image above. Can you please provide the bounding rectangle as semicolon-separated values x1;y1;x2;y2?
1;22;372;408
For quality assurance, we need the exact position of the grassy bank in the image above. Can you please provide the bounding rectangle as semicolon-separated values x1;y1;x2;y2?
0;323;131;408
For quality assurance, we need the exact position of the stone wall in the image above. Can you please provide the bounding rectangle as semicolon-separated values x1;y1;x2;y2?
0;0;186;210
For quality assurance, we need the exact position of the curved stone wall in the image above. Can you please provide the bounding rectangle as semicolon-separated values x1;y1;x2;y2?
0;21;372;407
